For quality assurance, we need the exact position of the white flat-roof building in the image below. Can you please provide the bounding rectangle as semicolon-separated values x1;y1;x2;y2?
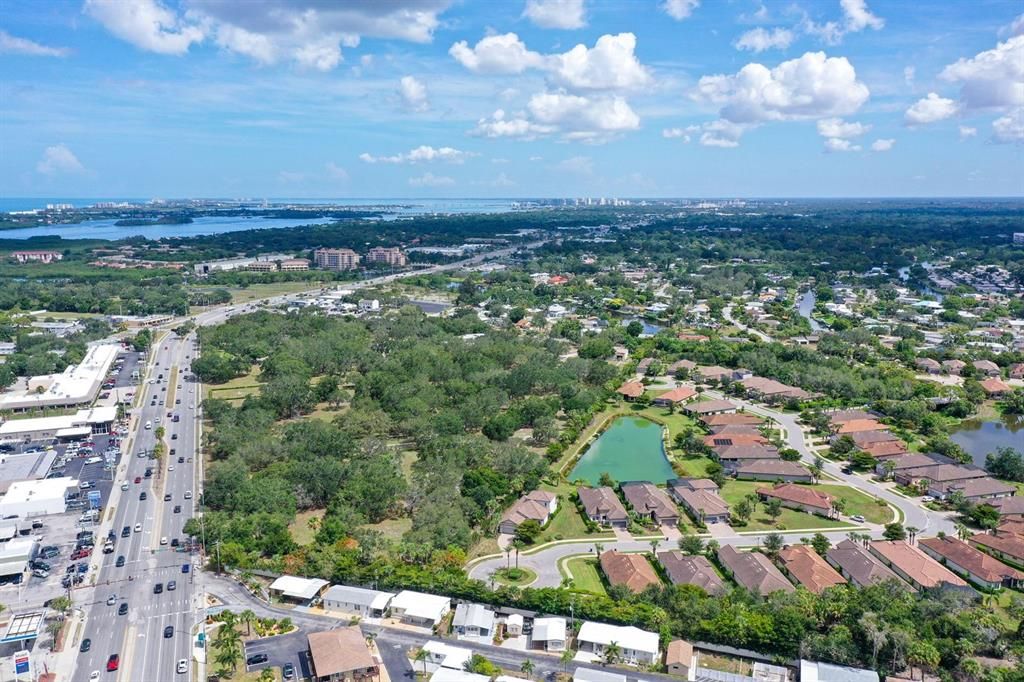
0;478;76;519
531;617;567;652
322;585;394;618
800;660;878;682
431;669;489;682
573;669;627;682
0;344;120;412
0;537;38;577
576;621;660;666
390;590;451;628
0;406;117;443
268;575;329;605
452;603;495;639
423;640;473;670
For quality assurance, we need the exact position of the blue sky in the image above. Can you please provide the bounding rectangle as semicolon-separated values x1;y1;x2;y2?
1;0;1022;198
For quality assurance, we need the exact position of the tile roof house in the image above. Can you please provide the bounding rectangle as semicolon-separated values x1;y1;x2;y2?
826;539;909;589
708;423;763;436
757;483;834;516
667;478;730;524
667;359;697;375
919;536;1024;590
862;440;909;459
734;459;811;483
657;551;727;596
942;359;966;375
828;409;875;425
683;399;737;416
702;412;763;427
1009;363;1024;380
941;477;1016;502
715;444;781;472
973;359;1001;377
990;497;1024;519
836;419;888;435
577;487;629;528
980;378;1012;397
717;545;794;595
703;433;767;448
616;381;645;400
916;358;942;374
852;430;900;447
308;627;378;682
894;464;987;492
652;386;698;406
695;366;733;383
970;528;1024;565
868;541;970;591
620;482;679;526
498;490;558;535
599;550;662;593
777;544;847;593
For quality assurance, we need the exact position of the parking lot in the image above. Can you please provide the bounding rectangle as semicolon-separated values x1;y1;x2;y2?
243;631;311;680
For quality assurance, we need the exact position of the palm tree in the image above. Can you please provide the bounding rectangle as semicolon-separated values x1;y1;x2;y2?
906;526;920;544
258;669;275;682
521;659;535;680
955;523;972;541
594;542;605;556
602;641;622;666
512;539;525;569
648;539;660;555
414;648;429;675
215;634;242;672
505;546;512;570
46;620;63;650
239;609;256;636
561;648;575;674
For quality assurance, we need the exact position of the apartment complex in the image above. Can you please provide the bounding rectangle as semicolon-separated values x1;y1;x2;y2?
366;246;407;267
315;248;361;270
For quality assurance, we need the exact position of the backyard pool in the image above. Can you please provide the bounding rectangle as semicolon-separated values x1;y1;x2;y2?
569;416;675;485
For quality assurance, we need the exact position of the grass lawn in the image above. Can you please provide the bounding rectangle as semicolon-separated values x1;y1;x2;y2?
190;280;326;308
719;480;852;532
204;365;262;401
815;484;894;524
288;509;325;545
492;567;537;586
635;405;698;439
467;537;501;561
401;451;418;482
676;454;716;478
360;517;413;542
562;556;607;596
537;480;614;544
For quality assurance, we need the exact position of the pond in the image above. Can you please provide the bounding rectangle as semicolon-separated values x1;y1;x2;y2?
569;416;675;486
951;414;1024;467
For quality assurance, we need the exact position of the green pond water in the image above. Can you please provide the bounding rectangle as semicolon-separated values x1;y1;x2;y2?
570;416;675;485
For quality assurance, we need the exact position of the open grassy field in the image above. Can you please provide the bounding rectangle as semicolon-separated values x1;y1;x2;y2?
288;509;325;545
562;556;607;596
719;480;852;532
815;484;894;524
204;365;262;401
190;280;325;309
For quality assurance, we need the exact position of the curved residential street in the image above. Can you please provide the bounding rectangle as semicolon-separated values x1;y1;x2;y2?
468;390;958;589
722;304;773;342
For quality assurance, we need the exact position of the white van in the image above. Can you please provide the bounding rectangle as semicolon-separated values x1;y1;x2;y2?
84;456;102;465
145;421;152;430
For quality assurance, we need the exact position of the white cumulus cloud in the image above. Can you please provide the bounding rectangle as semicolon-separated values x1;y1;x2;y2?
1000;13;1024;38
904;92;958;125
0;30;70;57
449;33;545;74
662;127;697;142
359;145;473;164
823;137;860;152
698;120;747;148
527;91;640;141
870;138;895;151
662;0;699;20
959;125;978;139
408;172;455;187
992;109;1024;143
470;110;556;140
801;0;884;45
398;76;430;112
523;0;586;29
816;118;871;139
735;27;794;53
939;35;1024;112
84;0;204;55
37;144;85;175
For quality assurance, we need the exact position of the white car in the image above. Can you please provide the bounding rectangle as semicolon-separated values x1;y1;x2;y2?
160;537;168;545
176;659;188;674
90;672;100;681
134;523;142;532
169;465;175;471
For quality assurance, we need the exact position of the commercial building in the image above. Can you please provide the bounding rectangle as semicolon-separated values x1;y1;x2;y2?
193;253;295;276
366;247;407;267
0;478;77;519
0;538;38;577
0;344;120;412
268;575;330;605
321;585;394;618
0;405;117;443
315;248;361;270
307;627;379;682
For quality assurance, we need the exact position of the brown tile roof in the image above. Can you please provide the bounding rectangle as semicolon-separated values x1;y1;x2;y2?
577;486;628;523
709;423;763;436
886;453;946;471
716;444;781;461
900;464;987;484
980;378;1012;395
696;365;732;379
666;640;694;667
852;430;900;446
657;551;727;595
701;413;763;426
869;541;968;589
837;419;887;434
828;409;875;425
827;539;907;588
501;491;556;527
617;381;645;398
919;536;1024;584
655;386;698;403
308;627;375;678
971;530;1024;562
863;440;909;458
718;545;794;594
620;482;678;521
944;477;1017;498
703;433;768;448
600;550;661;593
672;487;730;519
757;483;832;512
778;545;847;593
685;399;737;414
991;498;1024;516
732;459;806;478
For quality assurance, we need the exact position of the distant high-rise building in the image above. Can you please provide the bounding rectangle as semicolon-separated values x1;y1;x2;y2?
366;246;407;267
315;248;360;270
1014;233;1024;245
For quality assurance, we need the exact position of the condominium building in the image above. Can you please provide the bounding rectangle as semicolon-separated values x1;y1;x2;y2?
315;248;360;271
366;246;407;267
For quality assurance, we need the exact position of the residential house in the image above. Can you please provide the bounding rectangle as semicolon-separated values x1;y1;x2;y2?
701;412;763;427
980;378;1012;397
862;440;909;459
828;409;875;425
868;541;970;591
667;478;730;524
852;430;900;448
695;366;733;383
876;453;948;478
577;487;629;528
531;617;567;652
717;545;795;595
321;585;394;618
970;527;1024;565
708;423;763;436
916;358;942;374
599;550;662;593
973;360;1001;377
943;477;1016;502
827;539;909;589
498;490;558;535
757;483;833;517
268;576;330;606
652;387;697;407
990;498;1024;519
942;359;966;375
703;433;767;448
777;545;847;594
716;444;781;473
574;670;625;682
735;459;812;483
389;590;451;628
422;641;473;670
894;464;987;496
452;603;496;638
919;536;1024;590
616;381;645;401
836;419;887;435
666;359;696;376
1009;363;1024;380
739;376;813;402
665;640;695;678
308;627;379;682
683;399;737;416
657;551;727;596
635;358;653;375
620;482;679;526
576;621;661;665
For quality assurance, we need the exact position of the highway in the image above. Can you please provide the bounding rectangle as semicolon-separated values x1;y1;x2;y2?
72;332;202;682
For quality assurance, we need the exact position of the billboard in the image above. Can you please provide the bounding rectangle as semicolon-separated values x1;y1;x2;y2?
13;649;29;675
88;490;102;510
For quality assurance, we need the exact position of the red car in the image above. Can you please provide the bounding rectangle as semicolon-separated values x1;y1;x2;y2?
107;654;120;671
134;477;141;484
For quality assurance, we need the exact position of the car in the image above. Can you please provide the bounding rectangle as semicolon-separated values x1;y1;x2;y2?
841;467;854;474
118;602;128;615
134;523;142;532
851;514;866;523
115;555;125;567
168;580;176;591
77;562;88;574
173;505;181;513
176;659;188;674
922;496;935;503
89;672;100;681
178;456;185;463
32;559;50;571
160;536;168;545
164;625;174;638
169;465;175;471
246;653;269;666
40;546;59;558
283;663;295;679
171;433;178;440
122;526;131;537
121;481;129;490
153;583;163;594
184;490;193;499
171;538;180;547
182;564;190;573
80;638;92;653
32;568;49;579
106;594;117;605
140;492;148;500
134;476;141;483
107;654;120;672
164;493;172;501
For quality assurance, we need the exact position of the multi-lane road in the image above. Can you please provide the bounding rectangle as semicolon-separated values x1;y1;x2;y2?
73;332;202;682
